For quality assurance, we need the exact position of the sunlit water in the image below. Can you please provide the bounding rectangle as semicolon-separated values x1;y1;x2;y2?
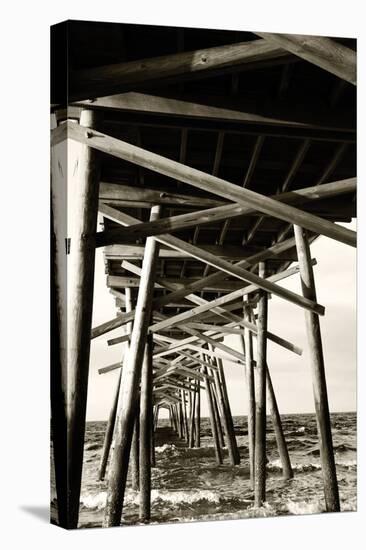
51;412;356;528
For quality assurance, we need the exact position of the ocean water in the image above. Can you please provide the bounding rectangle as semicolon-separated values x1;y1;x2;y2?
51;412;356;528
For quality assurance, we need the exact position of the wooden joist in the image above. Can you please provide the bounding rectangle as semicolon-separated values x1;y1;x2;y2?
97;178;356;246
256;33;356;85
69;39;288;101
67;123;356;248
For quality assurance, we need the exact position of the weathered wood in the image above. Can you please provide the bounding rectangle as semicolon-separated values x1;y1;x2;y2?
120;259;303;356
188;382;197;448
209;351;240;465
294;225;340;512
97;370;122;481
143;231;324;315
70;39;288;101
148;264;313;335
254;262;268;507
104;242;266;261
68;123;356;247
99;181;224;208
51;110;101;529
243;303;255;487
209;370;225;449
195;380;201;448
98;178;356;246
203;363;223;464
266;364;293;480
181;390;189;442
257;33;356;85
130;407;140;492
104;206;161;527
139;335;153;522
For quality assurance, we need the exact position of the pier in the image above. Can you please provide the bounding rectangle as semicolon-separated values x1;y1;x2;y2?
51;21;356;528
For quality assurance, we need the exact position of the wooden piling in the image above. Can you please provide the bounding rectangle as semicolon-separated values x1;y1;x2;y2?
203;364;223;465
254;262;268;507
294;225;340;511
130;409;140;491
243;303;256;486
181;390;189;442
188;381;197;448
266;365;293;480
51;109;101;528
194;380;201;447
103;205;161;527
139;334;153;522
217;357;241;464
210;377;225;449
98;370;122;481
209;353;240;465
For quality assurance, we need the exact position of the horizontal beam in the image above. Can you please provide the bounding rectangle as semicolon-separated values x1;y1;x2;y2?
91;236;308;339
257;33;356;85
104;242;265;261
107;275;258;293
97;178;356;245
67;123;356;248
99;206;324;315
69;39;288;101
99;181;224;208
75;92;355;141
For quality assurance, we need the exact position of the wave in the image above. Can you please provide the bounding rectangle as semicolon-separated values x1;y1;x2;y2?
267;459;321;473
80;488;253;510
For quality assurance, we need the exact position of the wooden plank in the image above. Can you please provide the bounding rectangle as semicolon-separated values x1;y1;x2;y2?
70;39;288;101
67;123;356;248
98;178;356;246
257;33;356;85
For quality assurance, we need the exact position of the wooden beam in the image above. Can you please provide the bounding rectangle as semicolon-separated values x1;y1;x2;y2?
99;181;224;209
256;33;356;85
97;178;356;246
67;123;356;248
69;39;288;101
97;207;324;315
139;335;153;522
103;242;265;261
104;206;161;527
294;225;340;511
93;258;305;340
254;262;268;506
74;92;355;141
51;110;101;529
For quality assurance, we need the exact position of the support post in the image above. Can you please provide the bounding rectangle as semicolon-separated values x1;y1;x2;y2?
254;262;268;507
139;334;153;522
294;225;340;511
130;409;140;491
194;380;201;447
266;364;293;480
217;357;241;464
103;205;161;527
203;364;223;465
51;109;101;528
97;370;122;481
188;381;197;448
243;302;256;487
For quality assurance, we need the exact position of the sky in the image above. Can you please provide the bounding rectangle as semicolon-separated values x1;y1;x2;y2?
85;217;356;421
